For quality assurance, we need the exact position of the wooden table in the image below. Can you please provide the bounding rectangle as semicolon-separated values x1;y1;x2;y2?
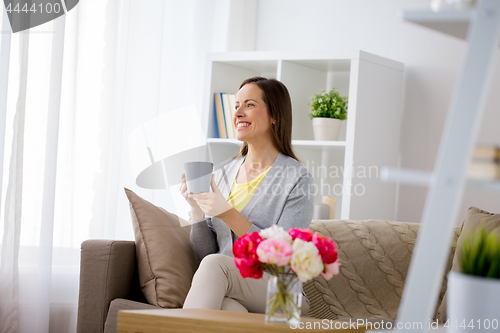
117;308;367;333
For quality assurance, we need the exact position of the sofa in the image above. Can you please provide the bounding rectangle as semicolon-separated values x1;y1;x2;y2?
79;190;496;333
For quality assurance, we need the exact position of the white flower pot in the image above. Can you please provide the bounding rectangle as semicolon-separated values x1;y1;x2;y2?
312;118;342;141
448;271;500;332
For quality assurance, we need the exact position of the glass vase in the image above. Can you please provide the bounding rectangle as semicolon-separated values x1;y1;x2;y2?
265;274;302;325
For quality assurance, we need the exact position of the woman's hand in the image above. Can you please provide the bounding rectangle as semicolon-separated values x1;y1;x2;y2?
190;174;252;236
180;173;205;221
189;174;232;217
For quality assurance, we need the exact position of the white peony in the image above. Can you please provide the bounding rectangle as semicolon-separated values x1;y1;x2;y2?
290;238;324;282
259;224;293;244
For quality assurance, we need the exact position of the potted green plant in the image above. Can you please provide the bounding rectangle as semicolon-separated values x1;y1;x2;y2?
309;88;348;141
448;224;500;332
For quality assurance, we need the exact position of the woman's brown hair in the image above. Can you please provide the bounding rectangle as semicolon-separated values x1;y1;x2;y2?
235;76;298;161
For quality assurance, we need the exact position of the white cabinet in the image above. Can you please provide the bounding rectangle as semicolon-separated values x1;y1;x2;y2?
202;51;404;220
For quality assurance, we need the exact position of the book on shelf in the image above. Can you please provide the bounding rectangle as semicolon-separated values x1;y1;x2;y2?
214;92;236;139
214;93;227;139
227;93;236;132
472;144;500;162
468;145;500;180
222;93;235;139
468;162;500;180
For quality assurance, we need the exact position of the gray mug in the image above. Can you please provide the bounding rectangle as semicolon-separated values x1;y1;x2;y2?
184;161;213;193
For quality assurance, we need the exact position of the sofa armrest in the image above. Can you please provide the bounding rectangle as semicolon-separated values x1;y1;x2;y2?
77;239;136;333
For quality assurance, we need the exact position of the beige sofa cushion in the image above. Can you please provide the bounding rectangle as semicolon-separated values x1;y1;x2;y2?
124;188;199;308
104;299;159;333
436;206;500;321
304;219;460;321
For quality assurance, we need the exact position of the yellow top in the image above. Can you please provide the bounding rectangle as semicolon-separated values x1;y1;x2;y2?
228;167;271;212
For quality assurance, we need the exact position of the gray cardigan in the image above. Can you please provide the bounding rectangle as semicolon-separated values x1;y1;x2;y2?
189;152;314;261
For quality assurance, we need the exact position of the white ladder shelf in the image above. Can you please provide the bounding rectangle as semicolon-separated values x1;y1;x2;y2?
379;1;500;332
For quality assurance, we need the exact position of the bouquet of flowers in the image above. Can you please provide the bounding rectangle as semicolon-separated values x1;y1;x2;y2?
233;225;340;323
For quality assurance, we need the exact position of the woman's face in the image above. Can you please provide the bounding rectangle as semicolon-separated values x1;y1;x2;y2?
234;83;274;143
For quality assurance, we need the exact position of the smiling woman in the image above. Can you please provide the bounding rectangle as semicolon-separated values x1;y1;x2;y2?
234;77;298;162
180;76;314;315
234;83;275;148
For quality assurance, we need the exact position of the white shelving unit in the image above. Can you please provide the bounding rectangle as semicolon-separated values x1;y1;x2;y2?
207;137;347;150
202;51;404;220
378;2;500;332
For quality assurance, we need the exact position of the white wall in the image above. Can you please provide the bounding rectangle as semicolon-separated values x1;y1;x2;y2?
254;0;500;224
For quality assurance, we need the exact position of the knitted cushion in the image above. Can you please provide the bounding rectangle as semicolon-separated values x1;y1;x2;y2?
304;219;460;321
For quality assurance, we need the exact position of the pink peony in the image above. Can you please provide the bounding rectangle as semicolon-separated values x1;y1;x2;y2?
233;232;264;279
256;238;293;266
321;260;341;280
312;232;338;264
288;228;313;242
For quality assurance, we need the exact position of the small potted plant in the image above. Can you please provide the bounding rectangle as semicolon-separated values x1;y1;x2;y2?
448;224;500;332
309;88;348;141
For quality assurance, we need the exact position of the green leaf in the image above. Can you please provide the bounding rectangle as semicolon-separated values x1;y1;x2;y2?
458;221;500;279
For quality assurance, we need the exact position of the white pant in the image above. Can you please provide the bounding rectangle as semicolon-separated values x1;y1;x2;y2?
183;254;310;315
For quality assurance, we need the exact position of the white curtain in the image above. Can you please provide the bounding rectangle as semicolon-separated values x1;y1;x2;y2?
0;1;256;332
